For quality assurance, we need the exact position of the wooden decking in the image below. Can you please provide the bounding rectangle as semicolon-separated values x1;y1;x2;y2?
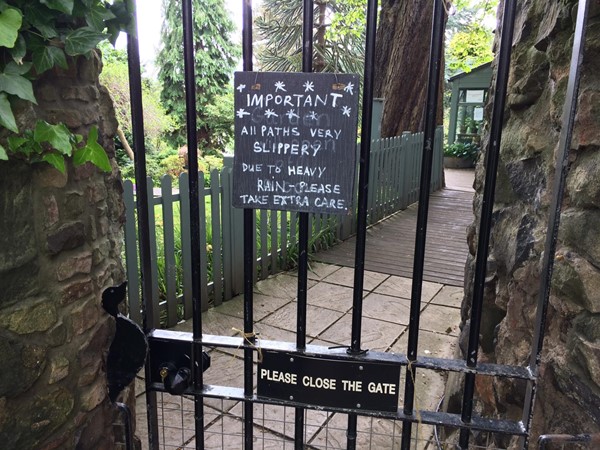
316;189;474;286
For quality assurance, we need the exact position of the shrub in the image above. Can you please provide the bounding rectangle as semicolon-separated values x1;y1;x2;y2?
161;154;186;180
444;142;479;161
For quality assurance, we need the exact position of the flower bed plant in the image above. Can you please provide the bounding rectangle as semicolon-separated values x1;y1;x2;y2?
444;142;480;162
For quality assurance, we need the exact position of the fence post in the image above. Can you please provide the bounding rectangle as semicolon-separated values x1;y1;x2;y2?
210;169;223;306
179;172;193;319
123;180;141;324
161;175;178;327
223;155;244;295
145;177;160;328
434;126;444;191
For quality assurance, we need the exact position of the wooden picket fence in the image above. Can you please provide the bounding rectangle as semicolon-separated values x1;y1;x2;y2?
123;128;444;327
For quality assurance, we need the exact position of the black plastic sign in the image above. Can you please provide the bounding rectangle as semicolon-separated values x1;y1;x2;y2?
232;72;359;214
257;351;401;412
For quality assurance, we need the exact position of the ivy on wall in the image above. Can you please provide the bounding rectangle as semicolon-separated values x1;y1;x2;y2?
0;0;132;172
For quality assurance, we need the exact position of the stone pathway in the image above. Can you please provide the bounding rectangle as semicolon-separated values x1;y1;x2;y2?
444;168;475;192
135;262;463;449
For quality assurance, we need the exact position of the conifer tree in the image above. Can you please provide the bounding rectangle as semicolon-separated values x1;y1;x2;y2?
157;0;240;153
255;0;365;75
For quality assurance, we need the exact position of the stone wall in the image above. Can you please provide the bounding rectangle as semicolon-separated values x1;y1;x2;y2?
448;0;600;446
0;54;126;448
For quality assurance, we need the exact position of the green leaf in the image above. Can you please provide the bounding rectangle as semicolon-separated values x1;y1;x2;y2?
0;92;17;132
0;8;22;48
4;61;32;75
85;3;116;31
8;135;27;150
33;46;67;74
40;0;74;15
42;152;66;173
65;27;107;56
10;33;25;63
0;71;36;103
107;1;135;40
34;121;72;155
24;6;58;39
74;126;111;171
0;144;7;160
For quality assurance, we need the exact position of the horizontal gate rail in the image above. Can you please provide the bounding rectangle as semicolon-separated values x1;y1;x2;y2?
538;434;600;449
150;329;533;380
147;330;531;437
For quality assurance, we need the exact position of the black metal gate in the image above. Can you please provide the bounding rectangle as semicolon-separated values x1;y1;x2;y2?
125;0;592;448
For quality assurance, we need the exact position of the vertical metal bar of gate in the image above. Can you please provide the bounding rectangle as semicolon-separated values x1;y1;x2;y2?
522;1;590;447
294;0;314;447
125;1;159;448
346;0;378;447
458;0;517;447
181;0;206;447
400;0;445;448
242;1;255;448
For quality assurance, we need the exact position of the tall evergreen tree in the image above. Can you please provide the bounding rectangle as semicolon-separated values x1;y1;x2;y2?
445;0;496;77
255;0;365;75
157;0;240;153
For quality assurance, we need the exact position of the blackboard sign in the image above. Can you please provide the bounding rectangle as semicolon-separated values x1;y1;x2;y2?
232;72;360;214
257;351;401;412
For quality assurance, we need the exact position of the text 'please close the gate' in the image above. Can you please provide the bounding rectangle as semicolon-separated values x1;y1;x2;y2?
257;351;401;412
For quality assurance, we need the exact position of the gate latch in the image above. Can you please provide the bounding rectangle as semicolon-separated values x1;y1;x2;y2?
159;352;210;395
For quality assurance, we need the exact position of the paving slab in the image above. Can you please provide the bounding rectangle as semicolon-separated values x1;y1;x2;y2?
429;285;464;308
212;292;292;322
322;266;390;291
306;281;355;312
418;303;462;337
202;349;254;412
374;275;443;302
259;302;345;338
173;309;244;337
391;329;459;360
319;314;406;351
362;292;414;325
254;273;317;298
254;321;299;344
306;262;342;280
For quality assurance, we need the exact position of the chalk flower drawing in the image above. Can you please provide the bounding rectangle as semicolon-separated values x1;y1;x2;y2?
303;80;314;92
274;81;287;92
308;111;319;121
236;84;246;92
286;109;300;120
344;82;354;95
236;108;250;118
341;106;352;117
264;108;279;118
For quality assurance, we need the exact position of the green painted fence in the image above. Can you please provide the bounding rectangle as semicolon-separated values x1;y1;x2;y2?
123;128;444;327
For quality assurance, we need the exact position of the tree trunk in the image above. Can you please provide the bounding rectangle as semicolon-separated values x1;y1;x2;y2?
374;0;444;136
117;126;135;160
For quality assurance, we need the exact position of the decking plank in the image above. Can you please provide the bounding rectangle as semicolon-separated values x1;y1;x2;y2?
316;189;473;287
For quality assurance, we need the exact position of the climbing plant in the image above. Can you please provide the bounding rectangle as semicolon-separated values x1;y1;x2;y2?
0;0;132;172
